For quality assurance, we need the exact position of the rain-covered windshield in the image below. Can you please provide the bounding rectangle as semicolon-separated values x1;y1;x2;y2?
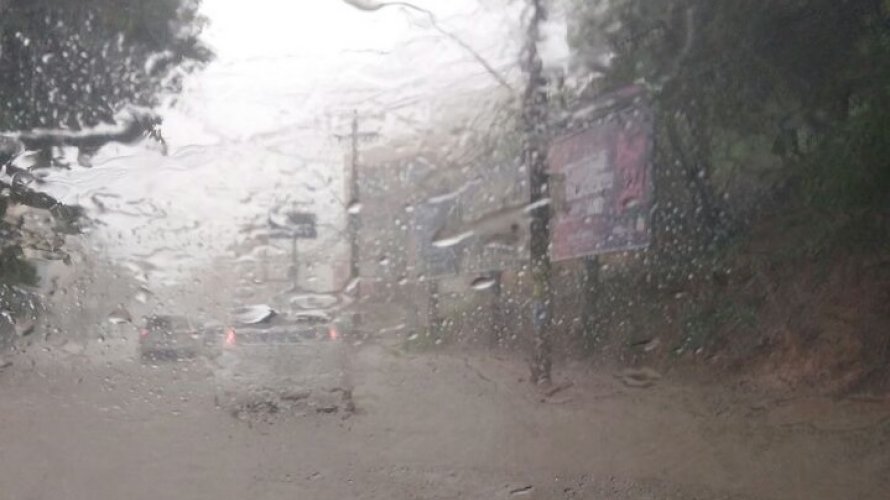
1;1;888;498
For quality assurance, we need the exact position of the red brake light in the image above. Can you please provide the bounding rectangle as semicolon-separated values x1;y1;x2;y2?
224;328;236;346
139;328;149;337
329;326;339;341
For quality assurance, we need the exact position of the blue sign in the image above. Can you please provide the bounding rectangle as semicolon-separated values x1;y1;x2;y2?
414;199;461;277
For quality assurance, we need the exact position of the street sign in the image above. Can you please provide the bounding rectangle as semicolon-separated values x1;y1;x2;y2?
548;85;654;261
415;199;461;277
414;196;526;278
459;179;526;274
268;211;317;239
286;212;317;238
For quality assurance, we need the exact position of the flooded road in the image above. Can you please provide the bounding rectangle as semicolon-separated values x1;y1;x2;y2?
2;342;888;500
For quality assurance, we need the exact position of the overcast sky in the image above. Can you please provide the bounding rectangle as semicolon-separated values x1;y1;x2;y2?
43;0;564;288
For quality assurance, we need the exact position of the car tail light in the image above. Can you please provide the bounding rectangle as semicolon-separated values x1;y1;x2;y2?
224;328;236;347
139;328;149;338
329;326;339;341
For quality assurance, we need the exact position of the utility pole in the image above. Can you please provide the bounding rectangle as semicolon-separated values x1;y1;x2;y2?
523;0;553;386
261;233;269;282
291;235;299;290
336;110;378;337
582;256;599;343
348;112;361;337
489;270;504;348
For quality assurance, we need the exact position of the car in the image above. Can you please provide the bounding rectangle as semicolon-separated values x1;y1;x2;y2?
222;306;339;347
138;314;204;361
292;309;333;329
210;307;345;412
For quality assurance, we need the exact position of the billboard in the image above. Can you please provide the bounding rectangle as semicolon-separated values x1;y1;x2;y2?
548;86;654;261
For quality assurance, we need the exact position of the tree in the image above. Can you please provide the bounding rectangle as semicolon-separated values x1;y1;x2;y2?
555;0;890;379
0;0;212;131
566;0;889;262
0;0;212;290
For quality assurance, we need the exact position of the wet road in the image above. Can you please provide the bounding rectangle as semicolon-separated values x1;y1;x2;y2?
1;340;889;500
211;338;353;417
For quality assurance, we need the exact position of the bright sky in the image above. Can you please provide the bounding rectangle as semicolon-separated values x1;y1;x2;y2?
25;1;571;328
183;0;525;141
45;0;545;290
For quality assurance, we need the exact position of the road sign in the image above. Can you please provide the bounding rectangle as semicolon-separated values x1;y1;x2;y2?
458;179;526;274
268;211;317;239
286;212;317;238
415;199;461;277
548;85;654;261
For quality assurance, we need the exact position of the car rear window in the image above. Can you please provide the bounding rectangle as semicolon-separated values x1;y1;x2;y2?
146;316;191;330
297;315;329;324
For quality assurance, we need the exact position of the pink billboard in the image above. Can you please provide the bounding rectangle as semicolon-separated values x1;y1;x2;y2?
547;86;654;261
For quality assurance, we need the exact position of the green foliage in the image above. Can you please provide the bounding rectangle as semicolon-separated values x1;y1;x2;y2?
0;0;212;130
0;0;212;286
566;0;890;256
676;297;759;354
559;0;890;366
0;246;38;286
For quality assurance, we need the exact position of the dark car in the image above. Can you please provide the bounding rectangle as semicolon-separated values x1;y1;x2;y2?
138;315;204;361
